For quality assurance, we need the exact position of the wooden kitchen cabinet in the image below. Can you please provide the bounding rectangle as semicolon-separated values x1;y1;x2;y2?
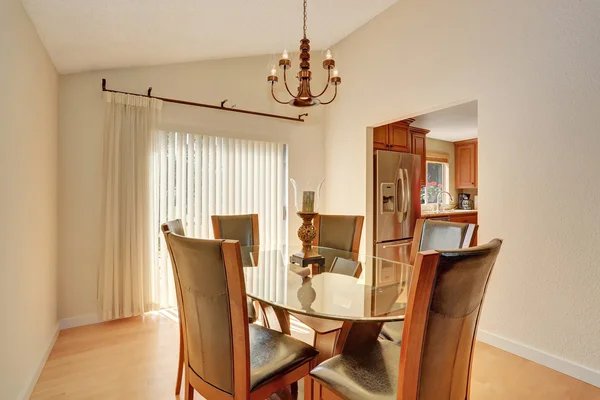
373;125;389;150
373;120;412;152
388;122;412;152
455;139;478;189
410;127;429;186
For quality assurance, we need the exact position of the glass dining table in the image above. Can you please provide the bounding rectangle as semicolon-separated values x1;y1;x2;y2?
240;244;413;399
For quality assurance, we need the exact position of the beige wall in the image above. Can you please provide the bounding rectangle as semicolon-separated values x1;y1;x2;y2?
323;0;600;381
0;1;59;399
425;137;457;202
58;57;326;321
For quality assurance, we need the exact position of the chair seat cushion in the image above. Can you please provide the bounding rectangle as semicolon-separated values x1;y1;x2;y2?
247;298;257;323
310;340;400;400
250;324;318;391
379;321;404;344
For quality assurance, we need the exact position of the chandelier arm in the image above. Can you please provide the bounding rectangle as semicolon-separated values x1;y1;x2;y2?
283;67;299;99
271;83;290;105
319;85;338;105
311;68;331;98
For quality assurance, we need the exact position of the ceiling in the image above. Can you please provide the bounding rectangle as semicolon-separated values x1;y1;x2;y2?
413;101;478;142
22;0;397;74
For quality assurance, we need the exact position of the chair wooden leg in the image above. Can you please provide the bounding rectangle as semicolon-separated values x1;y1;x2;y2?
291;381;298;395
185;373;194;400
176;322;184;395
304;376;313;400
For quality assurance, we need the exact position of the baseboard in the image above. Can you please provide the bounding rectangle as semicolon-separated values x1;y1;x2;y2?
477;329;600;388
59;313;101;330
19;322;60;400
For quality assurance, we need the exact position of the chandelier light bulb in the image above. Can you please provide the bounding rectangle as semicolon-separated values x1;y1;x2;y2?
270;65;277;76
282;49;289;60
332;68;339;77
325;49;332;60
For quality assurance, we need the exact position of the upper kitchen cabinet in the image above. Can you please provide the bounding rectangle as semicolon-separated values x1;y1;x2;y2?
373;125;389;150
372;119;413;152
410;127;429;186
455;138;478;188
388;121;412;152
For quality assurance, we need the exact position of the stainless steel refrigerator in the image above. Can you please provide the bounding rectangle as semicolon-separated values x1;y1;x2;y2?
374;150;421;264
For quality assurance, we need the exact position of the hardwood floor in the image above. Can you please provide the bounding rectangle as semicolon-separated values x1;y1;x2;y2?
31;313;600;399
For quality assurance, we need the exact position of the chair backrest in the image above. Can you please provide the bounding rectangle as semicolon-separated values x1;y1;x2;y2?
409;219;478;265
330;257;362;278
212;214;259;247
313;214;364;253
398;239;502;400
162;227;250;396
163;219;185;236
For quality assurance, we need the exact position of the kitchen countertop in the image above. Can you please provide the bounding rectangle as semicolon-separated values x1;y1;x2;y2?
421;209;478;218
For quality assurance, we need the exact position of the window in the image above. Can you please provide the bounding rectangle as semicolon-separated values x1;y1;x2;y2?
421;160;450;205
152;132;288;308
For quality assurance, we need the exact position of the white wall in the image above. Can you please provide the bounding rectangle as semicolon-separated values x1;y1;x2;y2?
58;56;326;321
323;0;600;383
0;1;59;399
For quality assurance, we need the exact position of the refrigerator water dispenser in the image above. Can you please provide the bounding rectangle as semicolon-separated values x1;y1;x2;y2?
380;183;395;213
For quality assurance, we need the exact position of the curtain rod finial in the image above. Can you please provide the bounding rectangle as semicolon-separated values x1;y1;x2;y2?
102;78;106;91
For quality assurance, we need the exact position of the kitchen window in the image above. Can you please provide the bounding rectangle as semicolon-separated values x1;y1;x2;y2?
421;160;450;205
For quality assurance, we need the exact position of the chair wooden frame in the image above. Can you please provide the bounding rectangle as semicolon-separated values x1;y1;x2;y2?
318;241;501;400
312;214;364;254
160;220;186;395
408;218;478;265
211;214;260;245
162;228;314;400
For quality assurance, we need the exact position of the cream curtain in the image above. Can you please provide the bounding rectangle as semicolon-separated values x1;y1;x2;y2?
99;92;163;321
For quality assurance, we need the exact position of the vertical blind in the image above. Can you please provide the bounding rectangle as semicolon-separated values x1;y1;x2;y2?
153;131;288;308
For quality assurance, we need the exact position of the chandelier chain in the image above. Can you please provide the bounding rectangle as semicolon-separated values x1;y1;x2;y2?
303;0;307;38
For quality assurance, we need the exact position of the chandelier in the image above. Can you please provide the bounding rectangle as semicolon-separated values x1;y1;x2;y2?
267;0;341;107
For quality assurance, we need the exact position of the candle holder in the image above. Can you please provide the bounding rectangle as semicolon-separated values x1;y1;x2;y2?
290;179;325;272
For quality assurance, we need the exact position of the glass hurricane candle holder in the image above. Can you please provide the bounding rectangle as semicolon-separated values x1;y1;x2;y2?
290;178;324;213
290;178;326;271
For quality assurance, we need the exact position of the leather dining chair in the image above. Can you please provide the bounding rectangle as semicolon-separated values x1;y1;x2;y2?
313;214;364;254
212;214;260;322
380;218;478;344
161;220;186;396
162;229;319;400
329;257;362;278
162;219;259;395
212;214;259;247
310;239;503;400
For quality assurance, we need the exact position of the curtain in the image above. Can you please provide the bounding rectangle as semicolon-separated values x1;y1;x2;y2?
98;92;163;321
154;132;287;309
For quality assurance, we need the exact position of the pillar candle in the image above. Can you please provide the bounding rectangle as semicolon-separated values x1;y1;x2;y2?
302;191;315;212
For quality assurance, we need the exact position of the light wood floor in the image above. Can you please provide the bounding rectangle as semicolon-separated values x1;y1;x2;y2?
31;313;600;399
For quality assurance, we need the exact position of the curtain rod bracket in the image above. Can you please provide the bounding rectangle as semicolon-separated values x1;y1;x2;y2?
221;99;228;108
102;78;107;91
147;87;153;97
299;113;308;120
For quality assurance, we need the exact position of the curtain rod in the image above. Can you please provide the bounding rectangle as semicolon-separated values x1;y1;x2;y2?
101;79;307;123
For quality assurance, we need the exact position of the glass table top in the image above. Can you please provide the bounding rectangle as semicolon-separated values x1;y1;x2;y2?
241;245;413;322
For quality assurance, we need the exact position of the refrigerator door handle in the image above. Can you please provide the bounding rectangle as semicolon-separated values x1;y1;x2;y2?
403;168;410;222
396;169;404;223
